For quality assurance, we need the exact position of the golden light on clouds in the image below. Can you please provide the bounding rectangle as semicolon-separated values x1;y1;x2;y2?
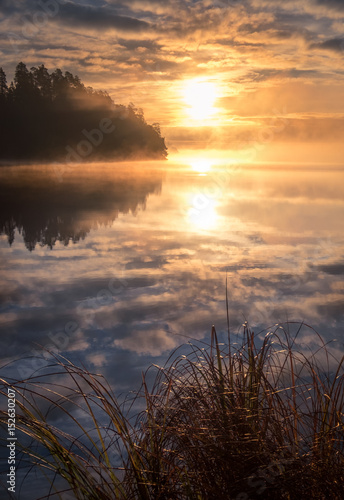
1;0;344;159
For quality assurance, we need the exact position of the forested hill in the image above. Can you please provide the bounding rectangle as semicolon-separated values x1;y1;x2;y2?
0;63;167;162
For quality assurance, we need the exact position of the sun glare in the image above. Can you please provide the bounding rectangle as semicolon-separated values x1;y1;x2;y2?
184;81;217;121
186;193;219;231
188;203;218;231
190;159;212;174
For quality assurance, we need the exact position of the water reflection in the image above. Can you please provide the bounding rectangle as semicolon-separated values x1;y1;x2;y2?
0;164;162;251
187;198;219;231
0;162;344;390
2;161;344;500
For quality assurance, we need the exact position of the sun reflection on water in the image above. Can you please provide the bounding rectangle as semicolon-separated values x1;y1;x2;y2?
187;196;219;231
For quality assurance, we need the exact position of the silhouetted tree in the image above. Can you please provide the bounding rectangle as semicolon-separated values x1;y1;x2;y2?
31;64;52;101
13;62;38;103
0;63;167;161
65;71;84;91
51;68;66;97
0;67;7;99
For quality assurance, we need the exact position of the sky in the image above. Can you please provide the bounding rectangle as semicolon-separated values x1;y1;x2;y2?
0;0;344;159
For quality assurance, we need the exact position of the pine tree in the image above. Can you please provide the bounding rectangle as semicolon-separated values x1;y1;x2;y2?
13;62;37;103
31;64;52;100
0;67;8;102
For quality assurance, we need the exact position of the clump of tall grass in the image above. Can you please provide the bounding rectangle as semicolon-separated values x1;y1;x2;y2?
1;322;344;499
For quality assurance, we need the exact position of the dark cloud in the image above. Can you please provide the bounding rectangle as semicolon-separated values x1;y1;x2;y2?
237;9;317;41
240;276;278;288
0;0;151;32
233;68;280;83
124;256;168;270
310;37;344;53
0;0;9;13
238;68;321;82
57;1;151;31
0;0;22;14
313;0;344;11
46;275;160;306
214;263;269;272
316;300;344;321
287;68;320;78
0;308;78;357
117;38;161;51
237;22;295;40
213;37;265;48
317;262;344;275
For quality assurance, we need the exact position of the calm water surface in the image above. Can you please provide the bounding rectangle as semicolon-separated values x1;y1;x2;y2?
1;159;344;389
1;159;344;498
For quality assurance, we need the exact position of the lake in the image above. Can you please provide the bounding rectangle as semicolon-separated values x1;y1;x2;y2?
1;158;344;392
1;158;344;498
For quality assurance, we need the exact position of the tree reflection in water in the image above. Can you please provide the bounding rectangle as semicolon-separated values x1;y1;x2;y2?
0;164;163;251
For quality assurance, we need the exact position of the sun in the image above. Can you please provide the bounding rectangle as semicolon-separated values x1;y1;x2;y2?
190;159;212;174
183;80;217;121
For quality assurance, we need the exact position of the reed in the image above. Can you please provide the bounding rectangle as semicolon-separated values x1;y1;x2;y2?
1;322;343;499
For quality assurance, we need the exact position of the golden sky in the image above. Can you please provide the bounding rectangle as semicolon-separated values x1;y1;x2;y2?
1;0;344;159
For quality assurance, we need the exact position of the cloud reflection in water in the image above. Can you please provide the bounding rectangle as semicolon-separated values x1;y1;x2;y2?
0;161;344;393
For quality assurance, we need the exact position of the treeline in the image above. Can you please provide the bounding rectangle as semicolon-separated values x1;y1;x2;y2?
0;63;167;161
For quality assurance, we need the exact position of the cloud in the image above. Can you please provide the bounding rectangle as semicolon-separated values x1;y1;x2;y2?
313;0;344;11
310;37;344;53
317;262;344;276
117;37;161;51
316;300;344;321
0;0;24;14
124;256;168;269
0;0;151;32
237;17;313;43
56;1;151;32
113;326;177;356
